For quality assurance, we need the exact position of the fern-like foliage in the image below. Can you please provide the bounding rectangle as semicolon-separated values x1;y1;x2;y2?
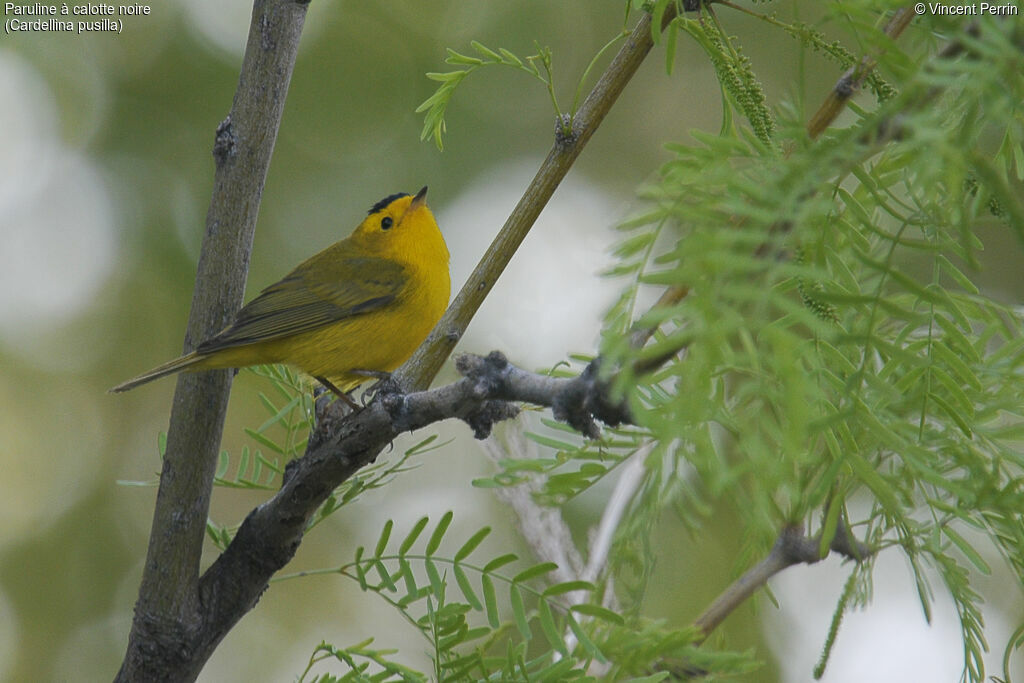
673;13;776;144
417;41;562;151
260;5;1022;681
298;639;427;683
416;25;630;152
598;12;1024;682
287;513;760;681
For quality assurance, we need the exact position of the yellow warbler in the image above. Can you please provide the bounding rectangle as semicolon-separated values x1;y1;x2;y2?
111;186;450;394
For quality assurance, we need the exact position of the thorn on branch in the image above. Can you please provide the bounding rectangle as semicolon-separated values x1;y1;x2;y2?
359;372;404;404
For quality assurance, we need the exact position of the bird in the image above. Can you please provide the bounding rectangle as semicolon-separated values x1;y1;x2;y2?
110;186;450;400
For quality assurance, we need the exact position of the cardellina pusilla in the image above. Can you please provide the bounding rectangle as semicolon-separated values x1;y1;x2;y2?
111;186;450;395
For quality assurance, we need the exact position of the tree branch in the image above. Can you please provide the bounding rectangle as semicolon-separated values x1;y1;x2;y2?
692;522;872;644
189;352;629;666
395;4;679;392
124;6;678;678
805;7;915;140
117;1;309;681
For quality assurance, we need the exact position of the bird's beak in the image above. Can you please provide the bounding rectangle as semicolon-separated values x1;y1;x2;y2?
410;186;428;209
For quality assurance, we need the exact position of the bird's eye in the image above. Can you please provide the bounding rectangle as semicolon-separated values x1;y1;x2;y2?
381;216;393;230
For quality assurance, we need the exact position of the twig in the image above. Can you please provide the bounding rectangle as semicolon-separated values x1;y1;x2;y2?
479;421;586;587
583;444;650;586
692;522;872;644
395;4;679;392
805;8;915;140
561;443;652;658
390;352;630;440
480;423;653;665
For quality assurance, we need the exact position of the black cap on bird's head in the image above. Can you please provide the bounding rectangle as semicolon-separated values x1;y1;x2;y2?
367;187;428;215
368;192;408;215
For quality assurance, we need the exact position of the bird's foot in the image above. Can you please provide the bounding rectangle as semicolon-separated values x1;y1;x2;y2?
350;369;403;405
315;375;360;411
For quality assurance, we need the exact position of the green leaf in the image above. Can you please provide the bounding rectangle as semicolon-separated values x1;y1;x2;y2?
426;511;453;555
930;393;973;438
566;612;605;662
931;339;981;390
649;0;672;43
819;496;843;559
512;562;559;584
454;527;491;562
483;553;519;573
406;434;450;456
943;527;992;575
542;580;596;597
375;560;397;592
509;584;531;640
354;546;367;590
525;432;580;452
425;70;464;83
254;393;302;434
937;254;980;294
400;517;429;556
445;48;483;66
454;563;482;611
930;365;974;417
664;18;678;75
538;599;568;655
482;574;500;629
470;40;502;61
243;428;284;455
498;48;524;67
399;557;417;598
425;558;443;596
569;603;625;624
374;519;393;557
844;450;902;516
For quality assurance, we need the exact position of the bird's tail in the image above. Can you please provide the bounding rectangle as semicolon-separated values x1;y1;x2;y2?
109;352;206;393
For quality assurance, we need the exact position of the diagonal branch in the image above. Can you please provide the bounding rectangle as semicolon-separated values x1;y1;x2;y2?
692;522;872;644
395;4;679;392
805;8;915;140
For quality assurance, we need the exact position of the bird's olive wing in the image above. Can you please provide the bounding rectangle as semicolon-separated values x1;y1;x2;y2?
197;255;408;352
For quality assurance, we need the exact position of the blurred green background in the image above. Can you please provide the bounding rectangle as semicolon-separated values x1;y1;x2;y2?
2;1;1021;681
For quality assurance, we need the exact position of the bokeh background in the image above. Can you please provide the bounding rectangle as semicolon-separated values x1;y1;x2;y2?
2;1;1022;681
